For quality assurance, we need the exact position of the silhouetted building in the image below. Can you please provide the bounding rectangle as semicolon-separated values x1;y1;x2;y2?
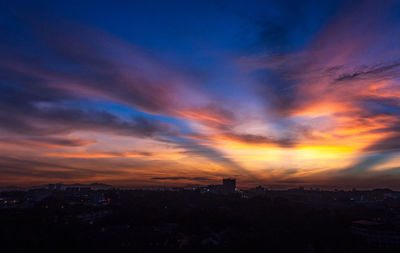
222;178;236;194
352;220;400;248
65;186;91;195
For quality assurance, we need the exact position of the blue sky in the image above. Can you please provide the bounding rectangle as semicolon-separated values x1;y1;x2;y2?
2;0;400;188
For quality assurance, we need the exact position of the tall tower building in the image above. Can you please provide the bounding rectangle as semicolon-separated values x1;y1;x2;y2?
222;178;236;194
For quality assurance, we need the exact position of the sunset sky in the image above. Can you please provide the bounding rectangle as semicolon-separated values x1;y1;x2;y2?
2;0;400;188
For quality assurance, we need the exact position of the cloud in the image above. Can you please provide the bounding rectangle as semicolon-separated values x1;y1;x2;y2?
276;179;306;184
335;62;400;82
224;132;295;147
174;138;261;180
0;19;197;115
177;103;237;130
151;176;213;182
3;1;400;187
234;0;400;179
0;136;95;148
0;78;176;138
0;103;175;138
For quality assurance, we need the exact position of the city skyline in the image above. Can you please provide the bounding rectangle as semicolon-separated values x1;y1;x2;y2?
2;1;400;189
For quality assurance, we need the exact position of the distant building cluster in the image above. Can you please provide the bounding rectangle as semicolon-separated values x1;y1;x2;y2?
2;181;400;251
198;178;236;194
0;183;112;209
352;220;400;248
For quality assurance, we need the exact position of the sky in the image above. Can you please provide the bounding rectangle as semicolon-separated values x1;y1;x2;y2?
1;0;400;189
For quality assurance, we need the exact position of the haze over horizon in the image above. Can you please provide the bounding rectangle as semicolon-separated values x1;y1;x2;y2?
2;0;400;189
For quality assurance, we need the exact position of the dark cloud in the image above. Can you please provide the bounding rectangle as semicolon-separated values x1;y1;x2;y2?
343;132;400;174
364;134;400;152
26;137;94;147
276;179;306;184
151;176;213;182
342;97;400;173
0;103;174;138
0;80;175;138
224;132;295;147
0;156;95;180
335;62;400;82
0;136;95;148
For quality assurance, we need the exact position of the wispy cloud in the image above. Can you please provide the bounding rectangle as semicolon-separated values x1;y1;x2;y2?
2;1;400;187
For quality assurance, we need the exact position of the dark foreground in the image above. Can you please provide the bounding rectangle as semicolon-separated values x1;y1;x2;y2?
1;188;400;252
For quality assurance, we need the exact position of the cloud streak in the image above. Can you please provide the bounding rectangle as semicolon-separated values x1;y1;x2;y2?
2;1;400;187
